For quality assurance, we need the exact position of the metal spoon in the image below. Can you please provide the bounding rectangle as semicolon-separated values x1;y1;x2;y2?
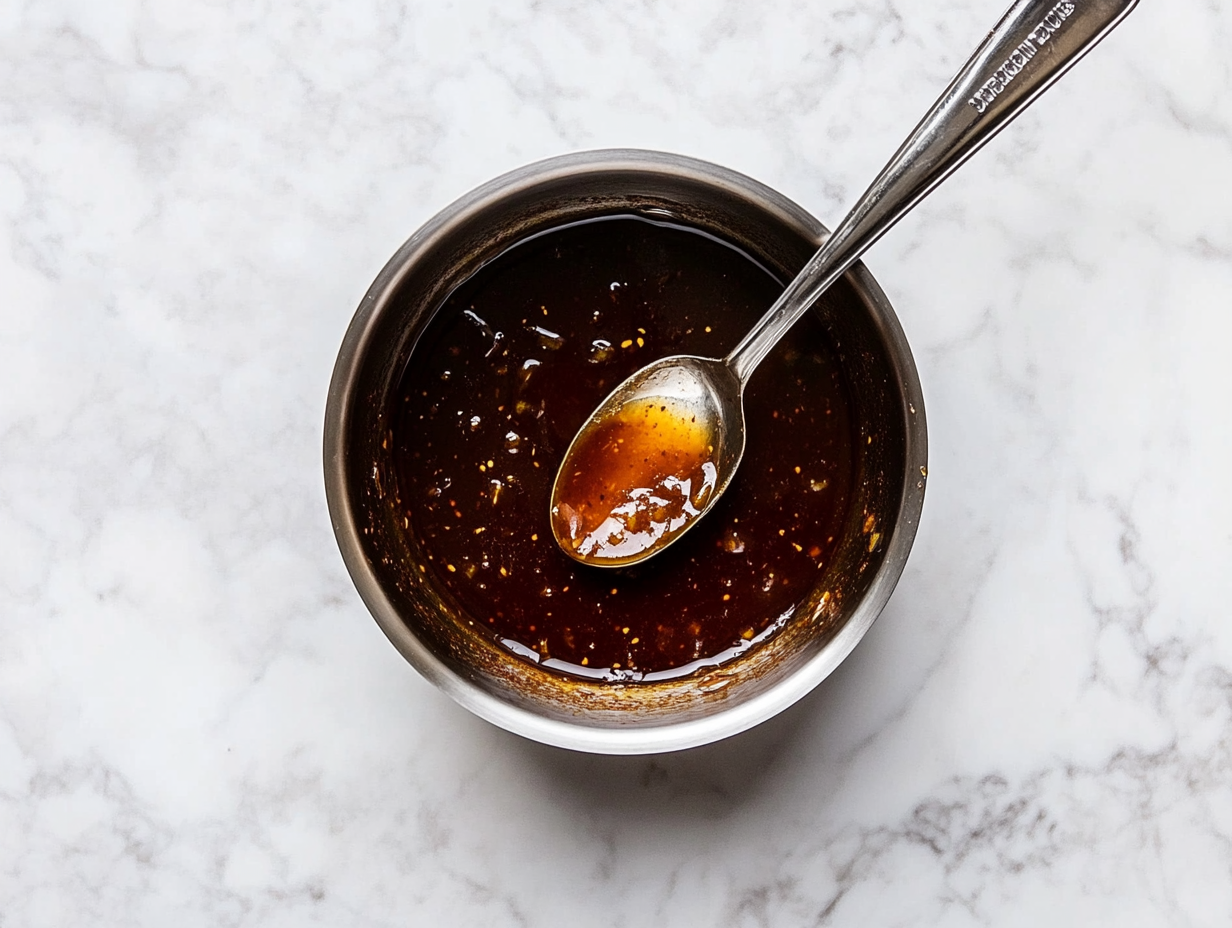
550;0;1139;567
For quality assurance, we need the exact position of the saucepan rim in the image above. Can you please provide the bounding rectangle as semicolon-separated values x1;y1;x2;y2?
323;148;927;754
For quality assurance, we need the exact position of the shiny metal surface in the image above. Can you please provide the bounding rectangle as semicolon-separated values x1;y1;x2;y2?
324;149;927;754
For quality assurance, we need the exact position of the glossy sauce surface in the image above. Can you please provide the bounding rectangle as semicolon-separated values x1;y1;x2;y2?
390;216;855;681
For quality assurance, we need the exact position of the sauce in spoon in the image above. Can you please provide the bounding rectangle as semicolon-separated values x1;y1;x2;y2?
550;395;719;565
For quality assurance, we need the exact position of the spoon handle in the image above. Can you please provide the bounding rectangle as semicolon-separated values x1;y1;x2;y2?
726;0;1138;384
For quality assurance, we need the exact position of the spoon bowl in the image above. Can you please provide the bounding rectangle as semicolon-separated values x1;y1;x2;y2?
549;355;745;566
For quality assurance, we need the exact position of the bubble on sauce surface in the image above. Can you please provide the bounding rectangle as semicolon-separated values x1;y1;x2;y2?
588;339;615;363
528;325;564;350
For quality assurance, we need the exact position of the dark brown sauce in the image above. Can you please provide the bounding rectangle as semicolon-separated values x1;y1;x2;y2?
391;216;855;681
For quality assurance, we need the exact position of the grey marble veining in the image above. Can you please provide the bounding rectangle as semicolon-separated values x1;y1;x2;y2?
2;1;1231;924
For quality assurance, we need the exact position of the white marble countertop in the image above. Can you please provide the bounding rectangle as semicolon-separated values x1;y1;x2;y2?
4;1;1231;924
